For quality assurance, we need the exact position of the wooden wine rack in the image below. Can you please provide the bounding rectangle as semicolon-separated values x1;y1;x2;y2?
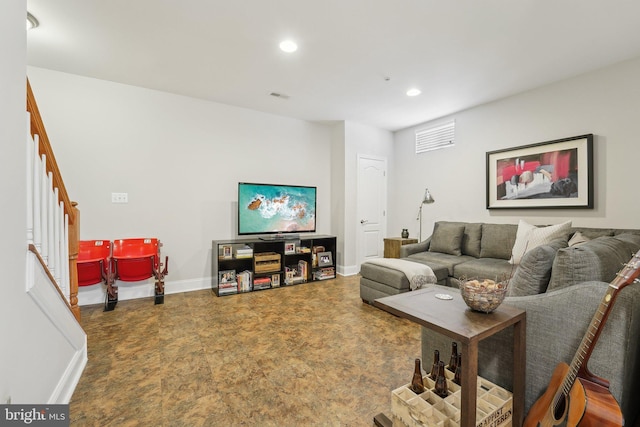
391;371;512;427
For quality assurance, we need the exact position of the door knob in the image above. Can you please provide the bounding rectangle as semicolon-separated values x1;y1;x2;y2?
360;219;368;224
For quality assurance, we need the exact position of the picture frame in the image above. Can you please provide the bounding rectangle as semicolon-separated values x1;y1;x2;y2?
317;251;333;267
272;274;280;287
284;242;296;255
222;245;233;259
486;134;593;209
218;270;236;284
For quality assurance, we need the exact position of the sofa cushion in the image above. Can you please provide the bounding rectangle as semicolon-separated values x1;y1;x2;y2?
479;223;517;260
452;257;514;283
507;238;568;296
571;227;615;239
612;233;640;250
510;220;572;264
429;222;466;256
547;235;639;291
462;223;482;258
407;251;474;277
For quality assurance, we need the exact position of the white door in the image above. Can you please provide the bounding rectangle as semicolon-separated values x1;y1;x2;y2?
357;154;387;266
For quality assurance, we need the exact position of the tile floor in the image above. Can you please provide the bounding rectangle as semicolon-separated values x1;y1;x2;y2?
70;275;422;426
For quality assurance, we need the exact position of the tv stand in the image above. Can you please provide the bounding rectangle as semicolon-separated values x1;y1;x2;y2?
212;235;337;296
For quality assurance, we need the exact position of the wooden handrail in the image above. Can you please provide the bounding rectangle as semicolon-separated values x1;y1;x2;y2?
26;79;76;225
26;78;81;323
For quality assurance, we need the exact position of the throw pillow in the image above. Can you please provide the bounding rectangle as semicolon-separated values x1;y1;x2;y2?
428;222;466;256
507;238;568;296
479;223;518;260
461;223;482;258
509;220;572;264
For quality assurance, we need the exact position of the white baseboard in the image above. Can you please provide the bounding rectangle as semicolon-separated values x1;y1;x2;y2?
78;277;212;306
338;264;359;276
78;266;362;306
51;339;87;403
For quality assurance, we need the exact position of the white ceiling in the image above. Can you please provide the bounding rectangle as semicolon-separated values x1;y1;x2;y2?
26;1;640;131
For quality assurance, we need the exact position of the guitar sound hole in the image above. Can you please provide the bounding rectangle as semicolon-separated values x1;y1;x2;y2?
553;395;567;420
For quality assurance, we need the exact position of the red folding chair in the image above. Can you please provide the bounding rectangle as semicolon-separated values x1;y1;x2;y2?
77;240;117;311
112;238;168;305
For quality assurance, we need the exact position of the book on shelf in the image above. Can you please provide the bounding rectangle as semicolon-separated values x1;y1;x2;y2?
253;276;272;290
314;266;335;280
218;281;238;295
236;270;253;292
235;245;253;259
298;260;308;281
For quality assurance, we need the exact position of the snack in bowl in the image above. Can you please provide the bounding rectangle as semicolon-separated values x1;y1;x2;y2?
460;278;508;313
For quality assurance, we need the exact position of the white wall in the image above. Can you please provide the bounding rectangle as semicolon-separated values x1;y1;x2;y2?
391;57;640;238
27;67;335;303
1;1;85;404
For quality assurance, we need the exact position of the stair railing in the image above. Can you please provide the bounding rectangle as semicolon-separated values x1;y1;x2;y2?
26;79;81;322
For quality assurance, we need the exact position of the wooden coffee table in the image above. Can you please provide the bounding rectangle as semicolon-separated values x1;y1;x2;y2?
373;287;526;427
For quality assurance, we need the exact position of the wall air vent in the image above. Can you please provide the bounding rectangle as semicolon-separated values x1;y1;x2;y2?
269;92;290;100
415;120;455;154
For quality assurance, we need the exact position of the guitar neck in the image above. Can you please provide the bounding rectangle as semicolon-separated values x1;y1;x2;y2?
560;286;616;393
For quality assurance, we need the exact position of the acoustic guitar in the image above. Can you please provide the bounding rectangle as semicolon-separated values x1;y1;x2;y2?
523;248;640;427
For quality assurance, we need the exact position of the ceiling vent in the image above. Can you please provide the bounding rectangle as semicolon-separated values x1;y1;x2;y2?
415;120;455;154
269;92;290;100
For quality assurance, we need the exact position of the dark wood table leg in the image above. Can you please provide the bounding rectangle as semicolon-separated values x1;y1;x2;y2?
513;317;526;426
460;341;479;427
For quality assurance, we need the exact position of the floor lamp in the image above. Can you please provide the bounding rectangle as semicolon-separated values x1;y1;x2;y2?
417;188;435;242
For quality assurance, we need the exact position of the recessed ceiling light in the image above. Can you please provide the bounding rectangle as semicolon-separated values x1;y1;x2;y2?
406;88;421;97
27;12;39;30
279;40;298;53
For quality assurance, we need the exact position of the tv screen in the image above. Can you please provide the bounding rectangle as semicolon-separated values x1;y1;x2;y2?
238;182;317;236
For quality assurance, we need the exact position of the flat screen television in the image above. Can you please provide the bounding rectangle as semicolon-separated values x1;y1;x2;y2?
237;182;317;237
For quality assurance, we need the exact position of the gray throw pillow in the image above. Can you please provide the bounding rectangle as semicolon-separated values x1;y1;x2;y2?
428;222;466;256
507;238;568;296
462;223;482;258
480;224;517;260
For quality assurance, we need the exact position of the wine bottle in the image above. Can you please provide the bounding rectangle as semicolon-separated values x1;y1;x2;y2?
434;361;448;398
410;358;425;394
453;353;462;386
429;349;440;380
448;342;458;372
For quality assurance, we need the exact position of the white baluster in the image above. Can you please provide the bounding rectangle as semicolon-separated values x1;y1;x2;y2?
32;135;42;251
26;115;34;244
40;155;48;264
47;172;55;274
53;189;61;285
63;213;70;300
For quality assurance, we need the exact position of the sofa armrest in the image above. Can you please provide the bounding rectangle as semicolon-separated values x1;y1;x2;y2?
400;237;431;258
421;281;640;424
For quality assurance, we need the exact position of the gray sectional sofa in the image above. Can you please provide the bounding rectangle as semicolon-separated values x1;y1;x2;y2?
360;221;640;425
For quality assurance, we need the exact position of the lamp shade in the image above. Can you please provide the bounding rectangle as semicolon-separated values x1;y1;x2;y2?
422;188;435;204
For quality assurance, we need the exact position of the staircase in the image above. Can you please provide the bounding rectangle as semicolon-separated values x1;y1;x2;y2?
26;79;81;321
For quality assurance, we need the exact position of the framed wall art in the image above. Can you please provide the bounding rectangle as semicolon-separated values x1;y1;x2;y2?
486;134;593;209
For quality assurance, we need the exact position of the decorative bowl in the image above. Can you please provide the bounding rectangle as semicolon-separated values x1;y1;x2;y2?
459;278;508;313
